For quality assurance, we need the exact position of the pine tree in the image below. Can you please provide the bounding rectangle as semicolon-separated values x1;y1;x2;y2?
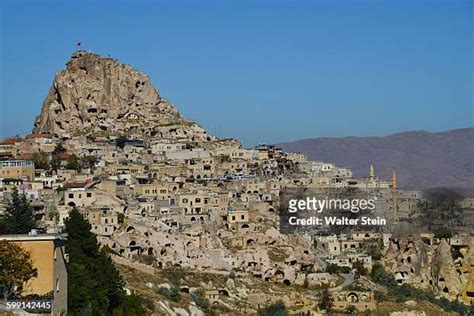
3;187;36;234
64;208;147;315
53;142;66;155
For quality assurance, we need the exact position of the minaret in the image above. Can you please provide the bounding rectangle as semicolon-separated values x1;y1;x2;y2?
391;168;398;221
369;163;375;181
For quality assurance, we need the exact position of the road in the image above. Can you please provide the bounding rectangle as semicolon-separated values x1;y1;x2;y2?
331;272;355;292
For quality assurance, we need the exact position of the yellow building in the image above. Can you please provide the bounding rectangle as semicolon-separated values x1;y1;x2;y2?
0;160;35;180
1;233;68;315
135;182;172;200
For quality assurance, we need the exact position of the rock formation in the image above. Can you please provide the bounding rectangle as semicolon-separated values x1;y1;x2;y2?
459;245;474;304
33;51;211;142
383;234;474;302
384;235;430;287
431;239;461;298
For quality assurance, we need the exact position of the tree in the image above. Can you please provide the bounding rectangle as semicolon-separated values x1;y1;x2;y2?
374;290;385;302
319;288;332;312
191;290;210;312
370;263;397;288
353;261;368;276
110;295;148;316
50;155;60;172
0;240;38;300
257;300;288;316
64;208;147;315
434;227;453;240
115;136;127;150
325;263;350;274
66;154;81;172
345;305;356;314
50;143;67;172
81;156;97;170
3;187;36;234
369;263;473;315
53;143;66;155
117;213;125;224
157;286;180;302
32;152;50;170
366;245;382;261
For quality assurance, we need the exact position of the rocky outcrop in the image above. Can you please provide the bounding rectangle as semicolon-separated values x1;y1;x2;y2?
384;235;472;302
460;246;474;304
431;239;461;298
33;51;211;142
384;235;430;287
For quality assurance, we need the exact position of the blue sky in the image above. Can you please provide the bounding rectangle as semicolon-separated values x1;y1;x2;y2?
0;0;472;146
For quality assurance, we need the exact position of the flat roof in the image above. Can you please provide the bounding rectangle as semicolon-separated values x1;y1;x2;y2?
0;233;67;242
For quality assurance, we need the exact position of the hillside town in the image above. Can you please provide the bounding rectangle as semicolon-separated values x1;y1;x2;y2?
1;52;473;315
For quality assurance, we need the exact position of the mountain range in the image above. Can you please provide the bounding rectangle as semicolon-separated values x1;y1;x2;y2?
277;128;474;190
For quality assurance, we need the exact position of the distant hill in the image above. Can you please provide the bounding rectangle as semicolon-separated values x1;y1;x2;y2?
277;128;474;190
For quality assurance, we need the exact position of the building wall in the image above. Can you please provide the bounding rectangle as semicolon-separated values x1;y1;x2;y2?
12;237;68;314
228;211;249;224
5;235;68;316
18;240;54;295
333;291;376;312
0;161;35;180
65;189;96;207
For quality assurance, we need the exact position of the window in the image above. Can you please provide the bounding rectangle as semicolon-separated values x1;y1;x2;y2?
68;193;74;198
241;215;245;220
87;192;92;198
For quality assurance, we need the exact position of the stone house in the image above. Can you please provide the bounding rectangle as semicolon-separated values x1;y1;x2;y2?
332;291;376;312
0;159;35;180
204;289;220;304
64;187;96;208
82;207;119;236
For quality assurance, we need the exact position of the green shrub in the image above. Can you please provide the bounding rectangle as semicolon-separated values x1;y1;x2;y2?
191;291;210;311
167;268;185;286
325;263;351;274
374;290;385;302
157;286;180;302
257;300;288;316
370;263;473;315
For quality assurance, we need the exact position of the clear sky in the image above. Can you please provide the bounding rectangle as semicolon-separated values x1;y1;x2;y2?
0;0;472;146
